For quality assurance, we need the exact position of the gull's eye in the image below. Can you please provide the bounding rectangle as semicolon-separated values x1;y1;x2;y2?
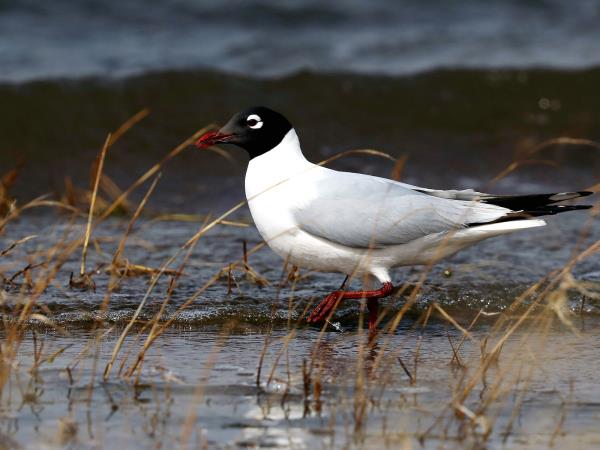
246;114;263;129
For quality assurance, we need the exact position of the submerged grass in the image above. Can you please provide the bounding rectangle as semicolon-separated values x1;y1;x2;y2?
0;114;599;449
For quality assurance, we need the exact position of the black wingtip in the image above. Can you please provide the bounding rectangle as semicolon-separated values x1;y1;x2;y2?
482;190;595;210
507;204;593;219
576;191;594;198
469;203;594;226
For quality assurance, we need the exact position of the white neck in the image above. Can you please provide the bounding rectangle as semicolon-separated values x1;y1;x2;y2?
245;129;314;196
251;128;309;169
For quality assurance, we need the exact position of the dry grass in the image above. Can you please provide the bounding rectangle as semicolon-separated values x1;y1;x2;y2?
0;116;599;449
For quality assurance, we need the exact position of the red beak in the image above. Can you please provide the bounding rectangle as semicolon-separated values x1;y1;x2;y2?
194;131;235;149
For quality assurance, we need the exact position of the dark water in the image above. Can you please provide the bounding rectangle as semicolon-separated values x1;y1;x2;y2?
2;0;600;81
2;68;600;205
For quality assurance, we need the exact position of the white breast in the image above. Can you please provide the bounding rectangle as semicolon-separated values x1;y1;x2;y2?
245;129;314;251
244;130;385;279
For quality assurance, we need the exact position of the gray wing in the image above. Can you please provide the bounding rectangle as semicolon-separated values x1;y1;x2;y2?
294;171;510;248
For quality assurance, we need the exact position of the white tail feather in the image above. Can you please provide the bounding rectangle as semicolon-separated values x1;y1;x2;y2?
470;219;546;233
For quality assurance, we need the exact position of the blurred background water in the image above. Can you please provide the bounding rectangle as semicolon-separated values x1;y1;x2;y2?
1;0;600;81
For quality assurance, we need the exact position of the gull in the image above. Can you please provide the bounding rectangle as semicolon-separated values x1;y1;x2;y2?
196;106;593;331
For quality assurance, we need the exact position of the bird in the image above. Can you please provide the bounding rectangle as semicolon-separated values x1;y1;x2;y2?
195;106;593;332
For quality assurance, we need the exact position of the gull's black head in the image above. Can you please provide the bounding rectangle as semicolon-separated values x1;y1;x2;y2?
195;107;292;159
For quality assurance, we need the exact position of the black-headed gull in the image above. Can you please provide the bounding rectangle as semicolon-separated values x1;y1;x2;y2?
196;107;592;331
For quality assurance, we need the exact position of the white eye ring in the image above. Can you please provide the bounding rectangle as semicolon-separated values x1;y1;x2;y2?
246;114;263;129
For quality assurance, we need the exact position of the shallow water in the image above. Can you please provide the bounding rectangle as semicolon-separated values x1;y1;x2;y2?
1;209;599;326
3;320;600;449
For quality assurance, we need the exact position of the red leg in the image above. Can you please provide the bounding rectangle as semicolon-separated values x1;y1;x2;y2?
367;297;379;331
307;281;393;325
367;297;380;342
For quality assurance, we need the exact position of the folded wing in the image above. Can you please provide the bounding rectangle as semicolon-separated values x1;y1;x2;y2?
293;171;512;248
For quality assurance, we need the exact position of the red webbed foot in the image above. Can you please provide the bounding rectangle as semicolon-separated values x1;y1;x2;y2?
307;290;344;323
